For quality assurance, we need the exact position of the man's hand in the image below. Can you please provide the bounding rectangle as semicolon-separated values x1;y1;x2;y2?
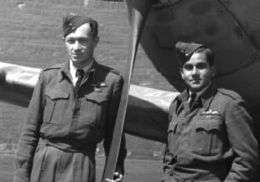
105;172;124;182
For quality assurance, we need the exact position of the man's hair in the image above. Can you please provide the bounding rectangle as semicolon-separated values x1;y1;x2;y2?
193;47;215;67
88;20;98;38
175;41;215;68
177;47;215;68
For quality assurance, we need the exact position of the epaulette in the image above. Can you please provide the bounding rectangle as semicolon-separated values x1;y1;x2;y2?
218;88;242;101
110;68;121;76
97;63;121;76
43;63;65;72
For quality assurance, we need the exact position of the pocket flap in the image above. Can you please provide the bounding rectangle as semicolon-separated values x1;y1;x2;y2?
45;89;69;100
86;92;108;103
196;120;220;131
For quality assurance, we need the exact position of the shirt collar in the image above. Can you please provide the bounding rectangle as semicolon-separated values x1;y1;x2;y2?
59;59;97;83
177;83;217;110
69;59;94;77
190;84;209;98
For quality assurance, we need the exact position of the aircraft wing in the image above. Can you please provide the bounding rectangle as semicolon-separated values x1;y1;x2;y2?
1;0;260;142
0;61;178;142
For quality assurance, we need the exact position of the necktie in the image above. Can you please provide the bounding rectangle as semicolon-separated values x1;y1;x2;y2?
75;69;84;95
189;92;197;108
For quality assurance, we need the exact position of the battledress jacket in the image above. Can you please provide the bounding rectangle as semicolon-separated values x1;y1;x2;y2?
163;85;258;182
14;61;127;182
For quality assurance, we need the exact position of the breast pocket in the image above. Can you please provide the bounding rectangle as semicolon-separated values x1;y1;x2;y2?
80;92;109;127
191;115;224;155
43;90;70;125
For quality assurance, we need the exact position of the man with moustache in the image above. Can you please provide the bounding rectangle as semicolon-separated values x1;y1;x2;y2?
162;41;258;182
14;15;126;182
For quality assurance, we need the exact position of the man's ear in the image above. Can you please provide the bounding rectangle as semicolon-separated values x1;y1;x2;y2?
94;36;99;46
211;66;216;78
179;67;184;80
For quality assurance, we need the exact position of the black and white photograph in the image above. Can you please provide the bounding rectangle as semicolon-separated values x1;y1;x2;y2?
0;0;259;181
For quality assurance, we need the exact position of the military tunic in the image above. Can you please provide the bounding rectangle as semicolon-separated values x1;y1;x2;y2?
14;61;126;182
163;85;258;182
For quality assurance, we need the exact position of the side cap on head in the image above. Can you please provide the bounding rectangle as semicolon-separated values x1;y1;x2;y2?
63;14;98;38
175;41;205;65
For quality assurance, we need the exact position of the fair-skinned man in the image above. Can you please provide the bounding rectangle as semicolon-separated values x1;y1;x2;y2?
162;41;258;182
65;23;99;68
14;15;126;182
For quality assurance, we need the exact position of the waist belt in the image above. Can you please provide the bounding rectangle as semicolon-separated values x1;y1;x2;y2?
38;137;96;155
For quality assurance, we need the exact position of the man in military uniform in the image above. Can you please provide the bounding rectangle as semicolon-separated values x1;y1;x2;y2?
162;41;258;182
14;15;126;182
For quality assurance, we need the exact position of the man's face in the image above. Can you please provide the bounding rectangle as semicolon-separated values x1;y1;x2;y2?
180;52;215;92
65;23;99;68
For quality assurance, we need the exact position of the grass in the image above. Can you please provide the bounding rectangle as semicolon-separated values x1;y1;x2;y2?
0;0;170;89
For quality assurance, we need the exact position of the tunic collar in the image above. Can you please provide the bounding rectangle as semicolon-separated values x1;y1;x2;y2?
69;59;94;86
177;83;217;110
199;83;217;110
58;59;98;84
